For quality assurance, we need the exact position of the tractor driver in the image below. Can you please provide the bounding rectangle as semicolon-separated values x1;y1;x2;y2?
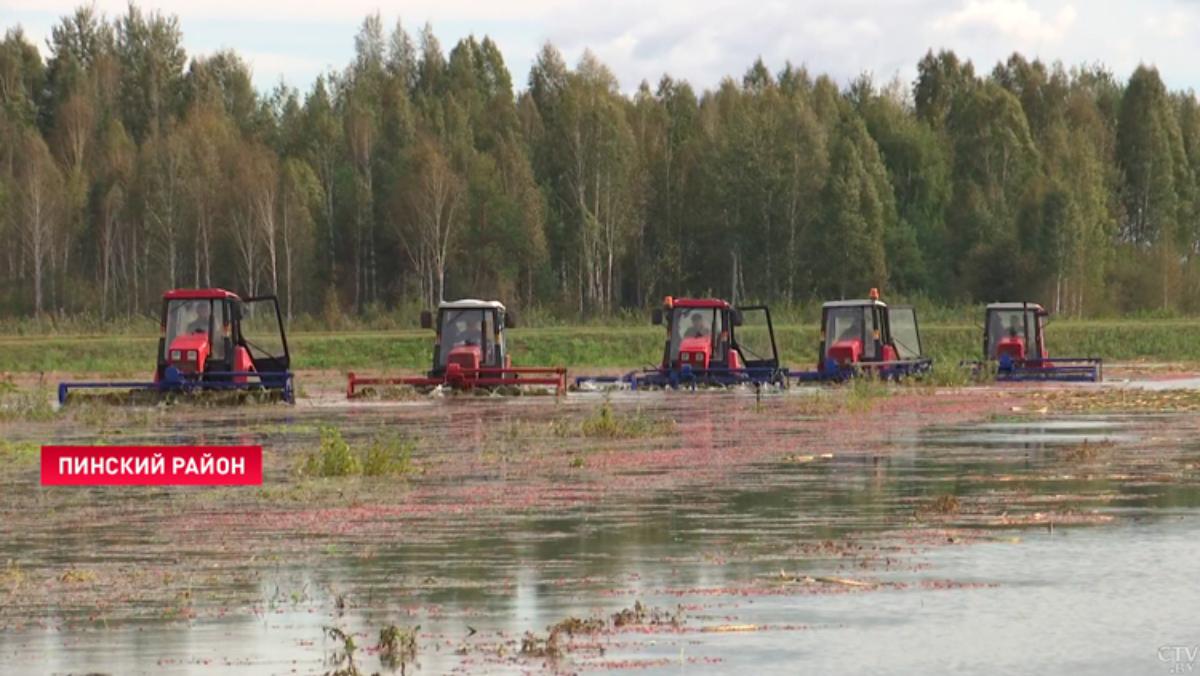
187;302;211;335
838;314;862;343
684;312;710;339
450;316;482;346
1008;314;1024;339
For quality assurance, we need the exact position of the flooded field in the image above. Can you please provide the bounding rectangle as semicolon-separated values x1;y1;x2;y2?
2;384;1200;674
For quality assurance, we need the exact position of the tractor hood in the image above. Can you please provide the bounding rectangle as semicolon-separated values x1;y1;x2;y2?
827;338;863;365
996;335;1027;361
675;335;713;369
445;343;483;371
166;333;210;374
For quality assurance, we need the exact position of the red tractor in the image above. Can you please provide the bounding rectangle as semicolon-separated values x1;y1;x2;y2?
58;289;294;403
974;302;1101;382
575;296;785;389
791;289;930;382
346;299;566;396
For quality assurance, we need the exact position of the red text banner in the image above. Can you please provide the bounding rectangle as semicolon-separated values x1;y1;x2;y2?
41;445;263;486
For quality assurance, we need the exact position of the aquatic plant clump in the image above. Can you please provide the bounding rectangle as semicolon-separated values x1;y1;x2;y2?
0;385;55;422
301;427;362;478
377;624;419;670
362;437;419;477
574;402;677;439
299;427;421;479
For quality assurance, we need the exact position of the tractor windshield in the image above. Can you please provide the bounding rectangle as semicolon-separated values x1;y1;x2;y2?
987;309;1041;359
438;309;499;367
824;306;877;359
163;299;216;359
668;307;725;363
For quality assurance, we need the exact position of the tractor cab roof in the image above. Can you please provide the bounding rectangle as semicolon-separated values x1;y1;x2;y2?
823;299;888;309
163;288;242;301
986;302;1047;314
438;299;507;311
664;297;732;310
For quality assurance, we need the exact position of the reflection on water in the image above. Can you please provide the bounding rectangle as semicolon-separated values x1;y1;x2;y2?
2;395;1199;674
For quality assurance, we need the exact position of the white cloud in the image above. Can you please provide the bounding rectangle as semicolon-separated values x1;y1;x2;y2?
1144;9;1200;40
932;0;1077;44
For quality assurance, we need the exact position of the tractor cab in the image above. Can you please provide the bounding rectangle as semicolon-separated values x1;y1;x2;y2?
422;299;512;377
970;301;1101;382
571;296;783;390
652;297;780;375
818;290;923;369
156;289;290;386
346;298;567;396
984;302;1047;362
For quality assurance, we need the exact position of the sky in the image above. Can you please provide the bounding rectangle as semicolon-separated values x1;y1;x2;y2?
4;0;1200;96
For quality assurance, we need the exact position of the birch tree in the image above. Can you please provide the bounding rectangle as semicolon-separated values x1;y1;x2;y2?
16;132;62;314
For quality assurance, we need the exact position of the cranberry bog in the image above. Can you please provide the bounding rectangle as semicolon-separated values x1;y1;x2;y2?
3;381;1200;674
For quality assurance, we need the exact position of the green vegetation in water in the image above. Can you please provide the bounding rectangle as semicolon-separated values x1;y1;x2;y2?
572;401;676;439
916;361;992;388
301;427;361;478
347;384;421;401
1029;388;1200;413
521;601;685;659
361;436;418;478
0;440;39;469
1060;439;1115;463
73;388;287;407
930;494;962;514
0;383;54;423
0;560;26;593
377;624;419;671
299;427;420;479
323;625;361;676
843;376;891;413
66;400;158;429
58;568;98;584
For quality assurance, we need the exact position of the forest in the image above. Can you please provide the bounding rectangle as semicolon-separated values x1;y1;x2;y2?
2;5;1200;322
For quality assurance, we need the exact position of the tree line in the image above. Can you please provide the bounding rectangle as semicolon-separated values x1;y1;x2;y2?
2;5;1199;322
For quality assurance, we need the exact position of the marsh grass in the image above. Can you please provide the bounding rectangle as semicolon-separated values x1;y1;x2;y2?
377;624;419;670
58;568;98;584
0;386;54;423
346;384;421;401
785;391;841;416
323;625;361;676
1060;439;1115;463
520;601;685;660
60;388;286;409
574;402;676;439
300;427;420;479
362;436;418;477
301;427;361;478
930;494;961;514
1029;388;1200;413
0;440;39;468
844;377;890;413
0;560;25;592
918;361;988;388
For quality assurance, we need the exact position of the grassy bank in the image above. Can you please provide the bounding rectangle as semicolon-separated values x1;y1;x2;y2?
0;319;1197;375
